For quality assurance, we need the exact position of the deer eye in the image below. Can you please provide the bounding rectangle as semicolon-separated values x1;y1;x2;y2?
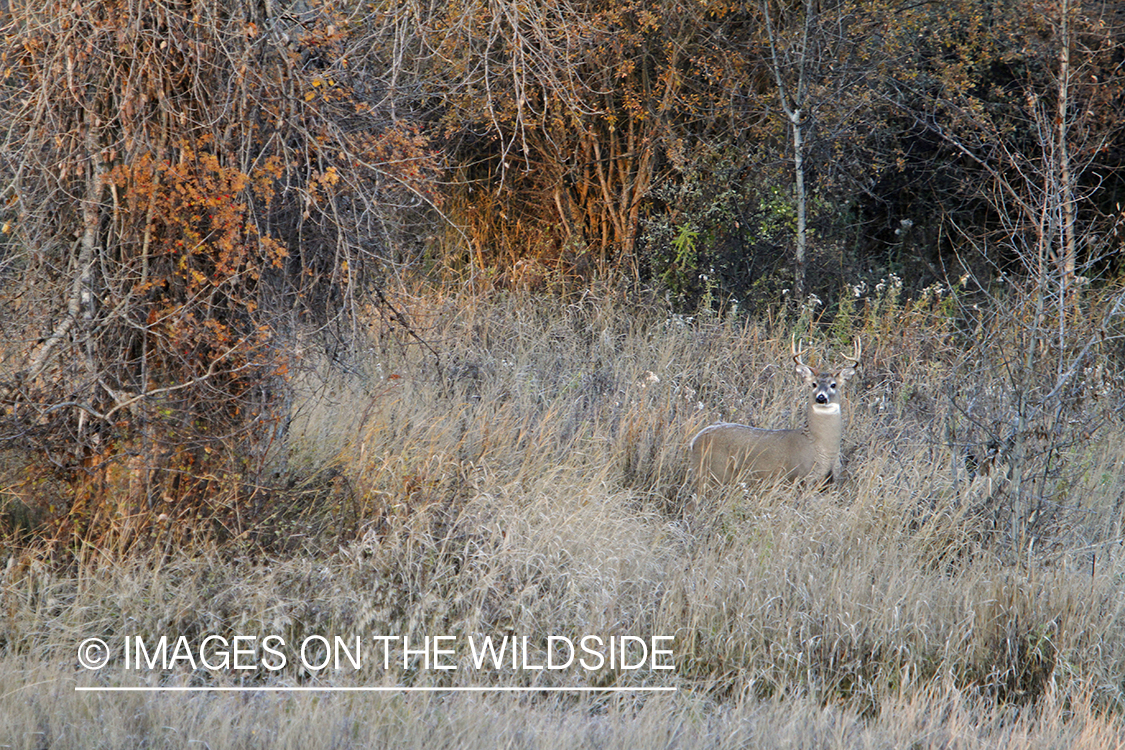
831;382;837;388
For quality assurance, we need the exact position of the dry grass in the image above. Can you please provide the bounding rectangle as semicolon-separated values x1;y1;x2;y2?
4;666;1125;749
3;284;1125;747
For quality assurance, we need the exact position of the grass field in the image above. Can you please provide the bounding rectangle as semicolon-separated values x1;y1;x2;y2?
3;284;1125;748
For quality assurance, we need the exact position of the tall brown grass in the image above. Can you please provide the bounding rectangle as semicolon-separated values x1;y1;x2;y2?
3;282;1125;747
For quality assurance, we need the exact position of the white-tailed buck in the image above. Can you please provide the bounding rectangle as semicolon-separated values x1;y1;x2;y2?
690;339;861;487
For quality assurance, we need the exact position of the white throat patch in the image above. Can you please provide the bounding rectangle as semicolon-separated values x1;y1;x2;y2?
812;402;841;415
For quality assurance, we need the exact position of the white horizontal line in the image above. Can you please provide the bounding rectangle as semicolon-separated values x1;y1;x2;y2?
76;686;677;693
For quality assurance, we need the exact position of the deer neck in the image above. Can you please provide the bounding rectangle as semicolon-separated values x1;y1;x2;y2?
804;402;843;456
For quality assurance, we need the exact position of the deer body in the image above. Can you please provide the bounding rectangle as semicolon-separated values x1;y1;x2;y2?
690;340;859;486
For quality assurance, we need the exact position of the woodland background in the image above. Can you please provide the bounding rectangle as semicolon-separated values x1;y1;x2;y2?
3;1;1125;747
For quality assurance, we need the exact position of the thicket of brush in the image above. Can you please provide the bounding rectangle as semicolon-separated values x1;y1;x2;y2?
3;280;1125;747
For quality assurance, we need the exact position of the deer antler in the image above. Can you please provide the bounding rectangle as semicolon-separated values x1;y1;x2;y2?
833;338;862;375
791;335;808;368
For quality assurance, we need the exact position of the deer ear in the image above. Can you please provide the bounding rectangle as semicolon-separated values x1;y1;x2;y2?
795;362;816;384
837;363;856;382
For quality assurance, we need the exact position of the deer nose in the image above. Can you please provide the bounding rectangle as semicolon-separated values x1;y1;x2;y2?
816;392;829;404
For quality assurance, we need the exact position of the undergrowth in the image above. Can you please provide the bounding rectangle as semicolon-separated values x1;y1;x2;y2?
3;281;1125;747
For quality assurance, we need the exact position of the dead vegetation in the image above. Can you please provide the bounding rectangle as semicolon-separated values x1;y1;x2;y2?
3;283;1125;747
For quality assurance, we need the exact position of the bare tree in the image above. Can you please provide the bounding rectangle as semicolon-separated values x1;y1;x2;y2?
888;0;1125;551
763;0;815;297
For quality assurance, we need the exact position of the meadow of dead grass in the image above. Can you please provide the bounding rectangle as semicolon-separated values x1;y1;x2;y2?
3;283;1125;747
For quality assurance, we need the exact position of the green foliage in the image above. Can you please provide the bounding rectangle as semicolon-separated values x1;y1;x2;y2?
756;185;799;243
